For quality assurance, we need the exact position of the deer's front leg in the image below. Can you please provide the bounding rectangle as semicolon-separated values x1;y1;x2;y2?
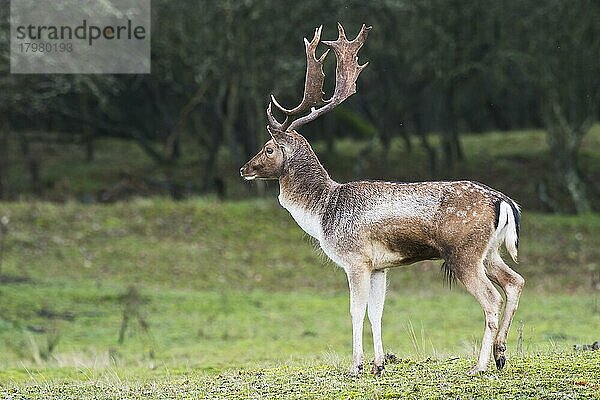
346;267;371;376
368;270;387;376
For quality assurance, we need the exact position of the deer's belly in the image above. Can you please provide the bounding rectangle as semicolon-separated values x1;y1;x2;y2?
371;239;441;269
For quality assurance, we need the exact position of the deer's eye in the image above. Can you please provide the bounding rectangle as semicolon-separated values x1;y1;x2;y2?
266;147;274;155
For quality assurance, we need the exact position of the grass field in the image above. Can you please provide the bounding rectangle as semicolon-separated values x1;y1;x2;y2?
2;353;600;399
0;198;599;398
0;127;599;398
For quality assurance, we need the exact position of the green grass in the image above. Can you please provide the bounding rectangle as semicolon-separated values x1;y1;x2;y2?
2;199;600;292
0;283;597;368
2;353;600;399
0;199;599;397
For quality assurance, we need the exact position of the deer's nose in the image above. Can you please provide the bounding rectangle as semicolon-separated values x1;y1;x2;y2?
239;166;246;177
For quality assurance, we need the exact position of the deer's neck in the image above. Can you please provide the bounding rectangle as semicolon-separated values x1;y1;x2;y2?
278;149;335;240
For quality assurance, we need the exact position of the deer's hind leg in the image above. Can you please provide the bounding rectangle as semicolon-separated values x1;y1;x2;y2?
450;255;503;375
484;250;525;370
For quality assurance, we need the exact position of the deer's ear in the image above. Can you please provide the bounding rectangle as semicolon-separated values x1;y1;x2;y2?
267;125;288;145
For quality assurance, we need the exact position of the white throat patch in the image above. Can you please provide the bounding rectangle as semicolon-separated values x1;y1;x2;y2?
278;194;322;240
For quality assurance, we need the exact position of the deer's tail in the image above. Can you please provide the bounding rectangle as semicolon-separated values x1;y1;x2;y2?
494;199;521;263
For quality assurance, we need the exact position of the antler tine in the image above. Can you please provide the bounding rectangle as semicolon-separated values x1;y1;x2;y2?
269;25;330;130
266;102;285;131
287;23;371;132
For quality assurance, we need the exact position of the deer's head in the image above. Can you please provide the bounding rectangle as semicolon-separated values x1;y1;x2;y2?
240;24;371;181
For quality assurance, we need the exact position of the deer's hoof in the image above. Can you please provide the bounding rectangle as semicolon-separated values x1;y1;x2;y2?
495;355;506;370
371;363;385;377
348;364;363;377
466;365;486;376
493;343;507;370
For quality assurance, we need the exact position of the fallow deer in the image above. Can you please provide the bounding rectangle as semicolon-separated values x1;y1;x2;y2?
240;24;524;376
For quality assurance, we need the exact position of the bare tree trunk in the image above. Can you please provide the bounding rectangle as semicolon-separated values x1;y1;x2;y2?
223;78;240;165
547;129;592;213
165;83;208;163
85;136;95;162
440;85;464;173
0;130;8;199
19;133;42;197
201;128;222;193
399;123;413;154
239;100;260;161
80;92;95;162
413;109;437;178
544;103;594;213
324;116;336;155
132;131;167;165
420;133;438;179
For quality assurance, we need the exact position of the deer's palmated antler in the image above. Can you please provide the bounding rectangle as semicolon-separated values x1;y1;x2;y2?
271;26;330;116
267;23;371;133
